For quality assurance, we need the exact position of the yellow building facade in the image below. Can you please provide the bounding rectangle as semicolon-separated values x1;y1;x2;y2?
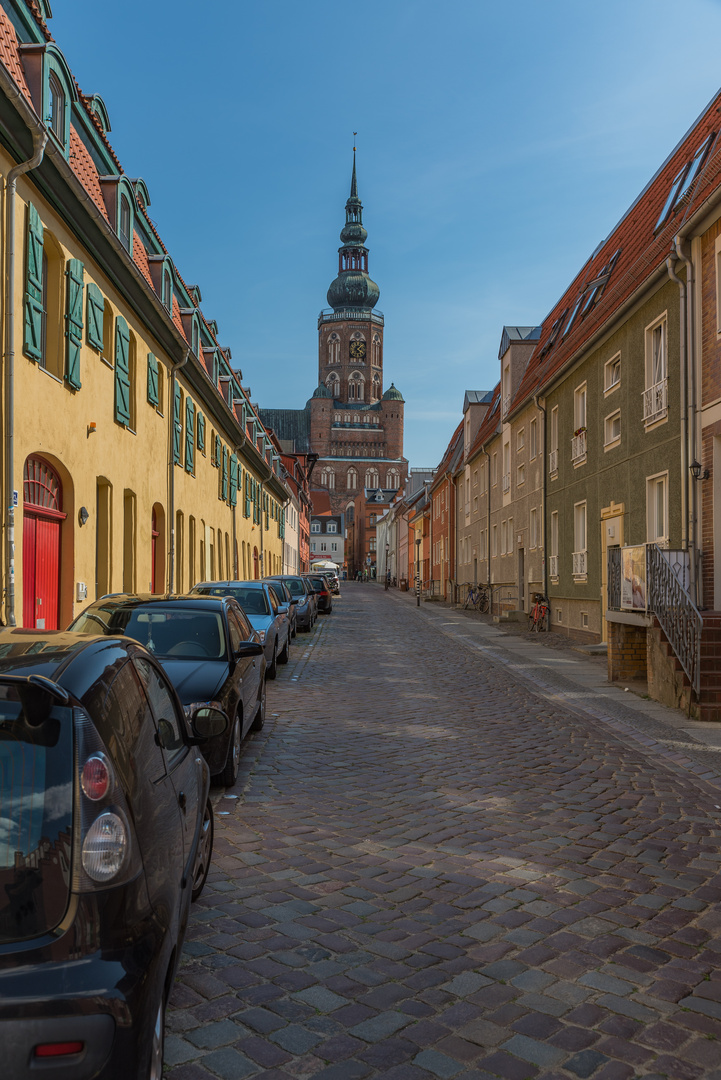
0;3;287;630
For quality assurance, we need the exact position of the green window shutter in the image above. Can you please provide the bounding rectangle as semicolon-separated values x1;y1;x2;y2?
114;317;131;425
23;203;44;360
64;258;84;389
173;384;182;464
244;471;251;518
230;454;238;507
86;282;104;351
222;446;229;501
197;411;205;452
185;399;195;473
147;353;159;406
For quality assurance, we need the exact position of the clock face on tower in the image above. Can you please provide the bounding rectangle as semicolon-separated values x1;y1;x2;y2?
349;340;366;361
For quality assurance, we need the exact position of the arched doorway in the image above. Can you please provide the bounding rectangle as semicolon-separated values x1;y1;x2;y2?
23;456;65;629
151;504;165;593
253;546;259;579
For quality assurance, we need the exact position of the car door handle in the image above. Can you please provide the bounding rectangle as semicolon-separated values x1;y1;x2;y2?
178;790;187;811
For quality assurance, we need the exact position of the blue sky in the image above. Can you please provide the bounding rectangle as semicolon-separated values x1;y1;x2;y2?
49;0;721;468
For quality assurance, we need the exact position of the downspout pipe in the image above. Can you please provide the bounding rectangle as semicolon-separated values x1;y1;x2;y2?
167;349;190;593
232;435;247;578
666;253;690;569
533;395;548;599
674;236;698;601
4;122;48;626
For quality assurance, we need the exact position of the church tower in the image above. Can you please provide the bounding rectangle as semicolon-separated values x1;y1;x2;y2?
309;151;407;510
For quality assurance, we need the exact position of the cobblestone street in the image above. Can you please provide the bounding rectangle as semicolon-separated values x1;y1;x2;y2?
167;586;721;1080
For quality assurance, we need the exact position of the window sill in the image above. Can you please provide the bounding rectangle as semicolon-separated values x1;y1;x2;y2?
550;470;558;481
603;438;621;452
38;365;63;385
100;355;114;370
572;455;587;468
604;382;620;397
572;574;588;583
644;413;668;430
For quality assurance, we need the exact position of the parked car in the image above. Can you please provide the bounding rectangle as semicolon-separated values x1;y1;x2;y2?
69;594;265;786
263;575;315;632
320;569;340;594
190;581;290;680
264;579;297;638
0;628;222;1079
303;573;333;614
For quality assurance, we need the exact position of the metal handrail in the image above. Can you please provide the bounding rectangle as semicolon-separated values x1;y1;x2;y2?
647;542;702;697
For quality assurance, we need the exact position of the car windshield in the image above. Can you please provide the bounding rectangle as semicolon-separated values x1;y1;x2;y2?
0;685;74;943
195;586;270;617
73;605;227;660
282;579;306;598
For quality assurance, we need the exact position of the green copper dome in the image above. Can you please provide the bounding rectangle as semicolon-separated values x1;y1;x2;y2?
311;383;332;399
382;382;404;401
327;152;380;312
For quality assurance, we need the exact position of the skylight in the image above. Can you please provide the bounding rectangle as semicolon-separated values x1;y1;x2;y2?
655;133;715;230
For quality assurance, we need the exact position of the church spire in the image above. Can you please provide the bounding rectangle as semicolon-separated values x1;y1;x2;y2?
326;146;380;313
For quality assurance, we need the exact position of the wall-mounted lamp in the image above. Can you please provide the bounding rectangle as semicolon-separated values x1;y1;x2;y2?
78;506;90;526
690;460;710;481
87;422;97;438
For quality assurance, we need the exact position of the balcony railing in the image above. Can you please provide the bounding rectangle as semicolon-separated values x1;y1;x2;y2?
571;429;587;462
502;472;510;493
572;549;587;576
642;378;668;423
549;449;558;474
607;544;702;697
549;554;559;578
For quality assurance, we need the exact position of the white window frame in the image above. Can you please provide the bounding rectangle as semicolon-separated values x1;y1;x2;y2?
517;428;525;451
530;507;537;549
604;409;621;449
492;452;498;486
530;418;537;460
550;511;559;579
517;463;525;486
604;352;621;395
643;313;668;425
573;501;587;579
647;471;669;546
492;524;497;557
550;406;559;476
501;519;507;555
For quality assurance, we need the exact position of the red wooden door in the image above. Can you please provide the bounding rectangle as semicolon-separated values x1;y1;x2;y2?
23;457;64;630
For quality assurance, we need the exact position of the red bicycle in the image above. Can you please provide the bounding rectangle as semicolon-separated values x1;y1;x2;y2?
528;593;549;632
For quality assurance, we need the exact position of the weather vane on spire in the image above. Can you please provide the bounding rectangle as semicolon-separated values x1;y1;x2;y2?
353;132;357;151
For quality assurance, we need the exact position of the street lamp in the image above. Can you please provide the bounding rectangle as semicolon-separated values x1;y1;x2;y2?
415;536;422;607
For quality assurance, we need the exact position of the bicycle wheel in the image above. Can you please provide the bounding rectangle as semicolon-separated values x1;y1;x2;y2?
539;605;549;632
528;610;536;631
478;591;489;614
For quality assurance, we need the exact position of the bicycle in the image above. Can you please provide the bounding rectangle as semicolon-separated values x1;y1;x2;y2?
462;583;490;614
528;593;549;632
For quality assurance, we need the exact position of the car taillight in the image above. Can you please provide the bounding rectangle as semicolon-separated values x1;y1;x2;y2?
82;811;128;882
35;1043;84;1058
81;753;110;801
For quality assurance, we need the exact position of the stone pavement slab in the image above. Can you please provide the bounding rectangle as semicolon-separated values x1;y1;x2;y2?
166;585;721;1078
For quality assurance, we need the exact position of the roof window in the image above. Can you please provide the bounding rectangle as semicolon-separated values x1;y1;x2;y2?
655;133;715;229
48;71;65;143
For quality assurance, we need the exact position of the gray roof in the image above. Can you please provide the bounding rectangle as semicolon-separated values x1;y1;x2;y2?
498;325;542;359
258;406;311;453
463;389;494;411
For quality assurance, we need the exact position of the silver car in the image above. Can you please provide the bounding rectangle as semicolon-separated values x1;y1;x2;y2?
191;581;290;680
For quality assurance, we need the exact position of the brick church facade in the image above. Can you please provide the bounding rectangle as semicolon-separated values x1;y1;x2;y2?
260;153;408;515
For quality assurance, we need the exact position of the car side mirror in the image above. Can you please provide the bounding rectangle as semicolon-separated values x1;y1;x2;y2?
277;602;289;614
235;641;264;658
188;706;228;741
289;598;299;605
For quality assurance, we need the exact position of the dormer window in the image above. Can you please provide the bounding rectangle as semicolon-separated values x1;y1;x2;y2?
48;72;65;142
192;319;199;356
119;194;131;252
162;269;172;311
656;133;715;230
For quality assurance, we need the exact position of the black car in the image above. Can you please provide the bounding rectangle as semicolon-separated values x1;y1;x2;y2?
70;594;265;787
0;629;221;1079
265;575;315;631
304;573;333;614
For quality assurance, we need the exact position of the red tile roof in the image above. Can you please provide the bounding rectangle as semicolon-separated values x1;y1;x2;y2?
0;9;32;104
431;420;463;487
132;230;153;288
512;91;721;412
68;126;108;219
